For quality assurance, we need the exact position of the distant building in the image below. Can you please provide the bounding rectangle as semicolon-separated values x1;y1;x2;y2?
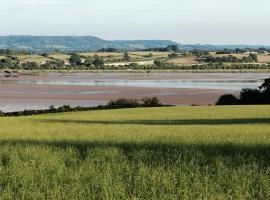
64;60;70;66
243;51;258;55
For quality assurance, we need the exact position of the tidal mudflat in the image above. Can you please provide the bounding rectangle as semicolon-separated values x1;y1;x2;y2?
0;72;268;112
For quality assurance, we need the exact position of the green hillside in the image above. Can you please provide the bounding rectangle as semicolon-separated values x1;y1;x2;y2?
0;36;177;52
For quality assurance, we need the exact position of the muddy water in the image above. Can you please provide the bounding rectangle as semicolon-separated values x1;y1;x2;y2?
0;72;269;112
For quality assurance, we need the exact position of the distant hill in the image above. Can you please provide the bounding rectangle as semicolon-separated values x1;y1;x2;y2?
0;36;178;52
0;35;269;52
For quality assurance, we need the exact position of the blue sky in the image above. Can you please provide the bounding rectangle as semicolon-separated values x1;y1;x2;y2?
0;0;269;44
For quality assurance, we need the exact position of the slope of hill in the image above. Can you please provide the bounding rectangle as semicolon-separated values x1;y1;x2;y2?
0;36;269;52
0;36;177;52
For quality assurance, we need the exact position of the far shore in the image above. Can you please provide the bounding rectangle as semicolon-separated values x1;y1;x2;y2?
2;69;270;75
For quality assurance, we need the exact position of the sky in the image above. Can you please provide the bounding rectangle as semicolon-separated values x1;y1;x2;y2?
0;0;269;44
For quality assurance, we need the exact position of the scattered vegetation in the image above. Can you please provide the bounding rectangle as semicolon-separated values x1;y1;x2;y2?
206;54;258;63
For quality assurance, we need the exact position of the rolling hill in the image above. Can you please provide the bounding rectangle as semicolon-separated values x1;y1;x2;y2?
0;35;269;52
0;36;177;52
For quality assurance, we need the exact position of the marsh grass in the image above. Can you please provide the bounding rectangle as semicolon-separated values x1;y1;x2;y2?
0;106;270;199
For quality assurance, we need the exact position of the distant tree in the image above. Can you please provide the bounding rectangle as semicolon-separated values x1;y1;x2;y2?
98;48;119;52
41;53;49;57
84;57;93;67
141;97;162;107
216;94;239;105
249;54;258;62
259;78;270;91
239;88;262;104
69;54;82;65
23;62;40;70
166;45;179;52
123;52;130;61
154;60;165;67
168;53;178;59
92;55;104;67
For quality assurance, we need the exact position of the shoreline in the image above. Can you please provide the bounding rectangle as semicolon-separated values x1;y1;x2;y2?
2;69;270;75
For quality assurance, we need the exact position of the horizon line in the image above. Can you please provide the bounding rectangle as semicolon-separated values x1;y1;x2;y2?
0;35;270;46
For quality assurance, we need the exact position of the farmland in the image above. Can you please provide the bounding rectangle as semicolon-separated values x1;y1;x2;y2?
1;48;270;71
0;105;270;199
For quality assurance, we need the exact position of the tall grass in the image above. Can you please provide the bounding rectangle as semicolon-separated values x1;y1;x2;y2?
0;106;270;199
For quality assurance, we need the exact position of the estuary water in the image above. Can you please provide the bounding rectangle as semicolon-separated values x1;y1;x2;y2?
0;72;269;112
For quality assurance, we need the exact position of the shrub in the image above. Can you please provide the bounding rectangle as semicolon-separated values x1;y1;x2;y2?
107;98;141;109
216;94;239;105
141;97;162;107
1;97;164;117
239;89;262;105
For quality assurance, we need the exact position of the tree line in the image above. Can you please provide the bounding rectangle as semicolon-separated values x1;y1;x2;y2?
205;54;258;63
0;97;164;117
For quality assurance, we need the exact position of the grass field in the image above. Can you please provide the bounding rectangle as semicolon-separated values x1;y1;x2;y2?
16;55;53;63
258;55;270;63
167;56;204;64
1;106;270;199
209;52;247;59
48;53;71;61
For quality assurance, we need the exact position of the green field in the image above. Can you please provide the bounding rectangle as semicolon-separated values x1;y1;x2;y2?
1;106;270;199
16;55;53;63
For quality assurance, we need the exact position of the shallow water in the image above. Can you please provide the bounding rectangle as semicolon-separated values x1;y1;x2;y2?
0;72;269;112
0;79;263;90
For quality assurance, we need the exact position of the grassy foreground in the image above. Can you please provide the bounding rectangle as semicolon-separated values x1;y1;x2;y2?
0;106;270;199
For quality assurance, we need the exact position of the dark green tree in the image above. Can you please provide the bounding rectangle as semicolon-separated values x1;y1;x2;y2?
93;55;104;67
123;52;130;61
69;54;82;65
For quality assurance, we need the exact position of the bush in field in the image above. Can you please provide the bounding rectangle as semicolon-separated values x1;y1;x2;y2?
107;97;163;109
141;97;162;107
69;54;82;65
123;52;130;61
239;88;262;104
92;55;104;68
107;98;141;109
216;94;239;105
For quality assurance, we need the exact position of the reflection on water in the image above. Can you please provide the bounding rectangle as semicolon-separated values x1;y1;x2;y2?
0;73;267;112
0;79;263;90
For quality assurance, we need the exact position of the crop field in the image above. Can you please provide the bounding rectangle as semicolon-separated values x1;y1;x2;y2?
79;52;123;58
0;105;270;199
167;56;204;64
16;55;53;63
258;55;270;63
48;53;71;61
209;53;247;59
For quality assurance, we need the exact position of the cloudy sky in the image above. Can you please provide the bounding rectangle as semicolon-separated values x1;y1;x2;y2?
0;0;269;44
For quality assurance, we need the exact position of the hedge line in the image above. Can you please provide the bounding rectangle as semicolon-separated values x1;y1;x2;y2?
0;97;168;117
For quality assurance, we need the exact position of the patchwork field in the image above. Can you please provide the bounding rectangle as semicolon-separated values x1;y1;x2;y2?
258;55;270;63
49;53;71;61
16;55;53;63
0;106;270;199
209;53;247;58
167;56;203;64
